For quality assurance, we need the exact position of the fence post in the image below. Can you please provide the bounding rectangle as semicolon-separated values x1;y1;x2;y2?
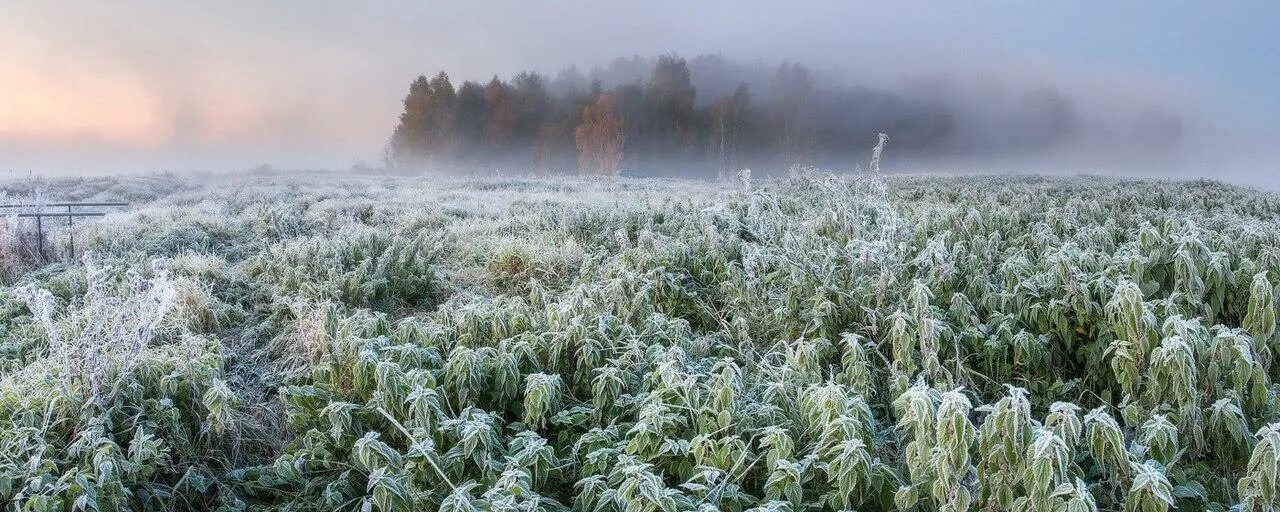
35;213;44;257
1;202;128;261
68;204;75;259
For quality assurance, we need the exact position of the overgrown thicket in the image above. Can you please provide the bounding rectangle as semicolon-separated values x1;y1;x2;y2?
3;172;1280;511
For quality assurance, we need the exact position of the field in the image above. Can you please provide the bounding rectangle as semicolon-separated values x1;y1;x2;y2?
1;171;1279;511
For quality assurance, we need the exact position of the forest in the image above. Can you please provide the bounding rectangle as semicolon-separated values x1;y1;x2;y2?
386;54;1106;176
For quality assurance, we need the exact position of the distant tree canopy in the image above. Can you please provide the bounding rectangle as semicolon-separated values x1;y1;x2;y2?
387;53;1096;176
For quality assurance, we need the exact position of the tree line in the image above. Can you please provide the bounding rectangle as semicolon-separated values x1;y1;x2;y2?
387;54;1021;176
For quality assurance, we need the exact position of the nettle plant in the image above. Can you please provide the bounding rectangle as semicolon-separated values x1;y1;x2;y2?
16;255;177;404
3;173;1280;510
2;253;264;510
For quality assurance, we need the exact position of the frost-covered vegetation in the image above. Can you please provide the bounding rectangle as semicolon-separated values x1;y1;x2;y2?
2;171;1280;511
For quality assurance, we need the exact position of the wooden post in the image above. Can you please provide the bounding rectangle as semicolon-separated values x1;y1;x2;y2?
0;202;129;260
68;204;74;259
35;213;43;257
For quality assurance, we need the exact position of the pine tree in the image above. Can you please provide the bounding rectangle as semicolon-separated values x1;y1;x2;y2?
389;75;433;171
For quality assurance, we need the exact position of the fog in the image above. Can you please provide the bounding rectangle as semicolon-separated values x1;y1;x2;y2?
2;1;1277;184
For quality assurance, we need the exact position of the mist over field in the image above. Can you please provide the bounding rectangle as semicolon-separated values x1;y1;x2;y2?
10;3;1280;511
2;1;1277;183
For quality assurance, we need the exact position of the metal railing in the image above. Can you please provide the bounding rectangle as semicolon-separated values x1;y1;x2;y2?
0;202;129;258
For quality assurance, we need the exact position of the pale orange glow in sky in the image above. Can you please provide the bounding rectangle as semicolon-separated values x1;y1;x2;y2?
0;3;398;172
0;54;353;152
0;59;163;147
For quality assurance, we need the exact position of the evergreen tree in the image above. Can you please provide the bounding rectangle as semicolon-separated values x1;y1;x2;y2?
389;75;433;171
483;76;515;159
645;55;698;168
422;71;457;171
510;72;552;149
455;81;488;170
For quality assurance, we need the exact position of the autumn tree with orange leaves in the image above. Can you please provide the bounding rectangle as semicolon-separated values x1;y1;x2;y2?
574;93;625;175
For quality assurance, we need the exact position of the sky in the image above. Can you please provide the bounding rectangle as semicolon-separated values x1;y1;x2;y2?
1;1;1277;182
